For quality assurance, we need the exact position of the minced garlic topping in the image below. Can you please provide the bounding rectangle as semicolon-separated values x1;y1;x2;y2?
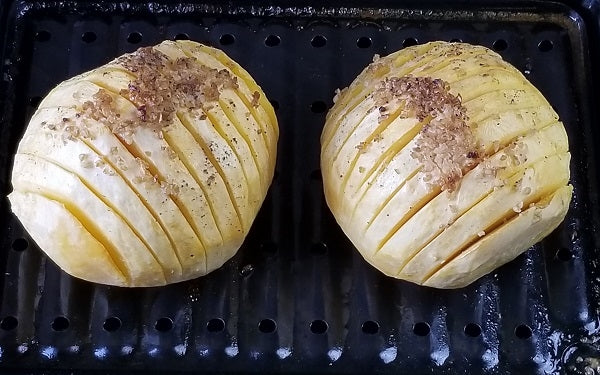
373;76;480;191
49;46;239;143
114;46;238;132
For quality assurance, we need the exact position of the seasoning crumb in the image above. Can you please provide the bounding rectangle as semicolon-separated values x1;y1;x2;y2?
513;201;524;213
251;91;260;107
103;167;115;176
477;230;486;237
79;153;94;168
207;174;216;186
333;88;343;104
94;158;106;168
160;181;180;196
358;166;365;173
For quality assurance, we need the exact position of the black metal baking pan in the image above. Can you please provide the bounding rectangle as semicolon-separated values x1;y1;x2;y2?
0;0;600;374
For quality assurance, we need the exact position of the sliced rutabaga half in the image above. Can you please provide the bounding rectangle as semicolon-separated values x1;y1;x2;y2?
320;41;571;289
9;40;278;287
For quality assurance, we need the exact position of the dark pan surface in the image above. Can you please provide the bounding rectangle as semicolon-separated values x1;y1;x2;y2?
0;1;600;373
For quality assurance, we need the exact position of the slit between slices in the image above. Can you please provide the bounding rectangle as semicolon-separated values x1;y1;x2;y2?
373;186;441;253
193;44;278;134
114;134;213;251
24;153;168;280
388;129;564;274
233;92;272;152
80;137;186;273
201;107;256;210
360;166;422;230
323;100;373;163
323;56;516;168
375;119;563;262
421;185;565;283
217;97;265;190
322;44;441;149
337;103;409;197
17;181;133;282
324;49;528;153
175;111;245;232
353;118;425;197
179;45;276;144
82;79;221;252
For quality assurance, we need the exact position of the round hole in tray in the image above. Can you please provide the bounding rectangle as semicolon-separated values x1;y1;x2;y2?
0;316;18;331
556;247;573;261
309;169;322;181
127;32;143;44
311;35;327;48
265;34;281;47
35;30;51;42
240;264;254;277
515;324;532;339
361;320;380;334
219;33;236;46
310;242;328;256
356;36;372;48
310;101;327;114
207;318;225;333
155;317;173;332
538;40;553;52
402;37;418;48
81;31;97;43
29;96;42;107
269;99;279;110
310;319;328;334
11;238;28;252
258;318;277;333
450;38;463;43
464;323;482;337
412;322;430;336
493;39;508;51
103;316;122;332
174;33;189;41
51;316;70;332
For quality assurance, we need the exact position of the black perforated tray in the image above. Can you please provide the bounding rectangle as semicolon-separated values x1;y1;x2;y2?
1;0;600;374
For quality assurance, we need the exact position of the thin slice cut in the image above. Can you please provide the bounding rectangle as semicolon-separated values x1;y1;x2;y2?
342;116;423;213
399;152;570;283
11;154;166;286
424;185;572;288
8;191;128;286
16;120;184;280
374;122;568;276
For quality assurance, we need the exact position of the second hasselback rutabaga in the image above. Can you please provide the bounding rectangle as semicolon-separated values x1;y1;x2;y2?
321;41;571;288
